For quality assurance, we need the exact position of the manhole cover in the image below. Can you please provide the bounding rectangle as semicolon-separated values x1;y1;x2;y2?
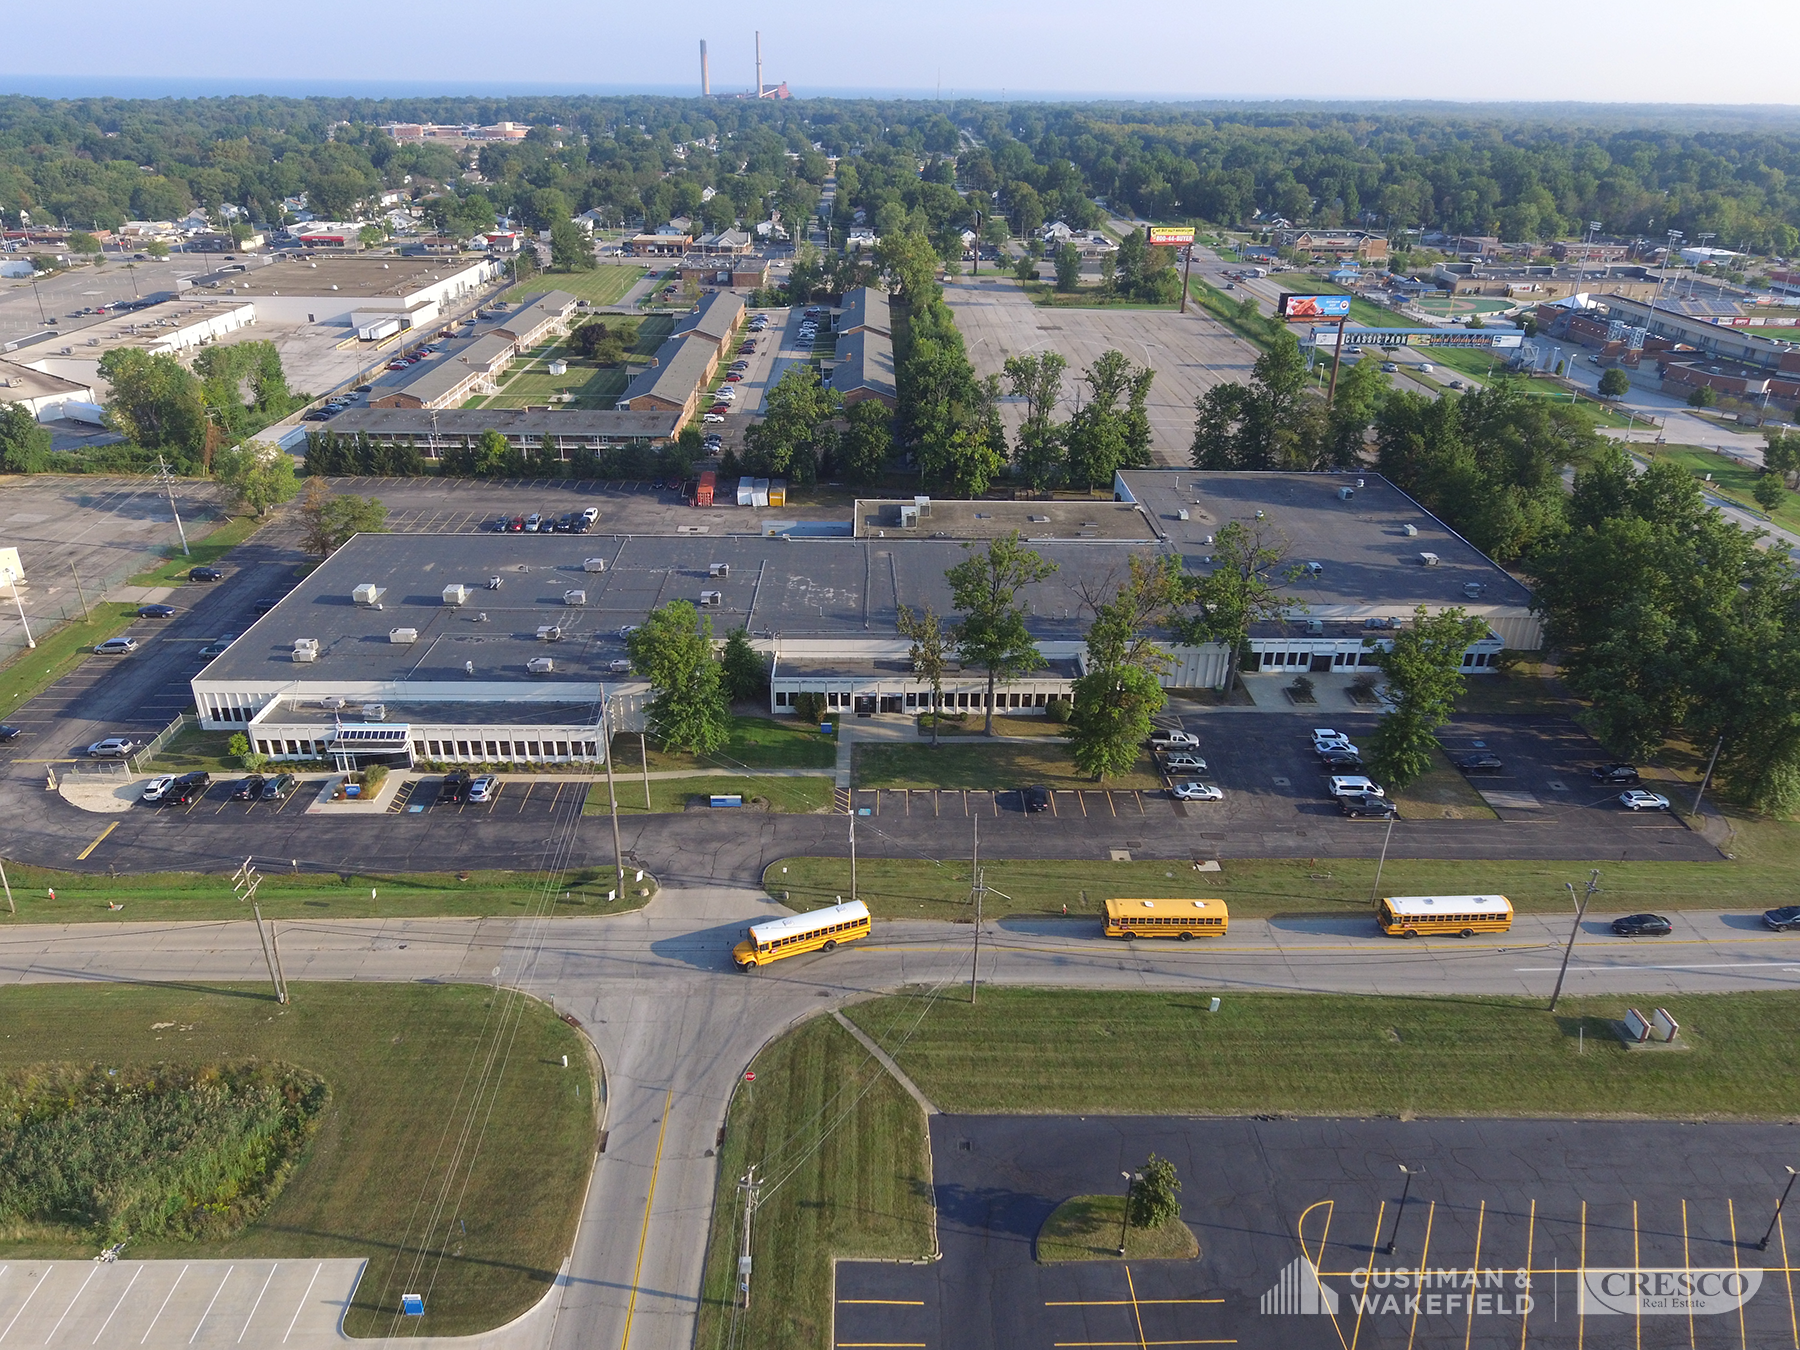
1272;776;1290;787
1109;848;1132;862
1547;779;1569;792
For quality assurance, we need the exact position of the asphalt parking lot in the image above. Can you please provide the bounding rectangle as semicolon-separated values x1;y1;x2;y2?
837;1113;1800;1350
946;277;1262;466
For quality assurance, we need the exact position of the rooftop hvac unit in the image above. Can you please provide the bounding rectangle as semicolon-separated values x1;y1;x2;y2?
293;646;317;663
899;504;920;528
583;558;607;573
1177;509;1190;521
1419;552;1440;567
914;495;931;516
293;638;318;653
708;562;730;577
699;589;723;607
563;589;587;606
1306;619;1325;636
1401;523;1419;537
442;584;470;606
1337;487;1355;500
527;656;555;674
353;583;385;606
388;627;418;644
361;704;387;721
536;625;563;642
322;696;346;709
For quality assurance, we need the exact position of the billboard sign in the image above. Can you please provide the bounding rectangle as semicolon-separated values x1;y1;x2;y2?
1310;327;1523;350
1278;293;1352;321
1146;225;1196;248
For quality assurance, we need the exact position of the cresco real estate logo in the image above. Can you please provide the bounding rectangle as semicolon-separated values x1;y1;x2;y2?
1580;1269;1763;1316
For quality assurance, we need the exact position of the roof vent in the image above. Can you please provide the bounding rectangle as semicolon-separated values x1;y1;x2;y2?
322;696;345;710
388;627;418;644
1401;523;1419;537
361;704;386;721
1419;551;1440;566
442;584;470;606
708;562;730;577
583;557;607;573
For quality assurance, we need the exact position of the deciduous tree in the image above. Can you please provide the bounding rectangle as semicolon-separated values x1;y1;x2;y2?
1176;519;1296;697
628;600;730;755
946;535;1058;736
897;604;953;747
211;440;298;516
1365;606;1490;790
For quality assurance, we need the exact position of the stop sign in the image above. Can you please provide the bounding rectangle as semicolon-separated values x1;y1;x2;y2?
744;1071;755;1082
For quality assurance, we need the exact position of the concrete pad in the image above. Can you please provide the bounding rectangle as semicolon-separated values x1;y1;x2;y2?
0;1258;362;1348
57;773;140;814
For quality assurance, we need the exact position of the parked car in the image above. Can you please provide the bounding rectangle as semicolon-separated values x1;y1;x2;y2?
1021;784;1050;813
140;774;177;802
1328;775;1385;798
1149;728;1200;749
88;737;138;757
0;725;19;742
1456;753;1504;773
1619;789;1671;811
438;769;472;804
703;413;726;423
94;637;138;654
1611;913;1673;936
524;513;541;532
618;624;640;639
468;774;499;804
582;507;599;524
1763;905;1800;932
489;517;511;532
510;516;526;531
231;775;266;800
1315;739;1360;759
197;641;231;658
1340;792;1398;818
1318;748;1364;768
1592;764;1640;783
189;566;224;582
1312;728;1352;745
724;373;743;383
137;604;176;618
252;598;279;615
1162;753;1208;772
261;773;297;801
1171;781;1224;802
166;771;211;805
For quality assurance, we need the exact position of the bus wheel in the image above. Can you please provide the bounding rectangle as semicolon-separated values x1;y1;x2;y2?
740;959;756;970
1401;929;1418;939
823;939;837;951
1121;931;1135;940
1459;928;1475;939
1179;931;1194;941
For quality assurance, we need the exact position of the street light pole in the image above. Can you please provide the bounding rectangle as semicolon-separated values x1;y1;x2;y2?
154;455;190;556
1758;1166;1797;1251
1118;1171;1137;1256
1368;809;1397;906
1;564;33;649
1548;870;1601;1012
1384;1164;1421;1255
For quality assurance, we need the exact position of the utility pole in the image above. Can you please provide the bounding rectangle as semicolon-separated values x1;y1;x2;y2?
69;561;89;622
1;561;33;649
1325;312;1350;404
737;1165;760;1308
598;696;626;902
0;857;13;914
1367;808;1397;905
154;455;190;557
849;810;857;903
1548;870;1601;1012
1692;734;1724;818
234;858;286;1004
1178;242;1195;315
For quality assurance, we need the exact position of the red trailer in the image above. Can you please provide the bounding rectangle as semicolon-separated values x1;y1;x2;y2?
695;469;716;507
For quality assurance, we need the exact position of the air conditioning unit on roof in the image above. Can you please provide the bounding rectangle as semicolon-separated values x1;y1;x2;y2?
442;584;470;606
699;589;723;606
389;627;418;644
563;589;587;606
353;583;384;606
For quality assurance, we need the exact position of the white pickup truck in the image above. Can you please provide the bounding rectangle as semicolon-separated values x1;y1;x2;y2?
1149;728;1201;749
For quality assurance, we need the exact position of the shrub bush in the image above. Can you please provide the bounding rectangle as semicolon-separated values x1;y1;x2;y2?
360;763;389;794
792;692;827;724
1044;697;1073;724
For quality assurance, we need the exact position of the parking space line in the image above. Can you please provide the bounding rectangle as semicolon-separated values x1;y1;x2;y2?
281;1265;321;1344
237;1264;276;1343
1730;1200;1748;1350
91;1265;143;1345
1463;1199;1486;1350
75;822;117;860
1518;1199;1536;1350
46;1266;99;1344
0;1267;51;1342
140;1265;188;1345
188;1265;232;1344
1351;1202;1386;1350
1407;1202;1436;1350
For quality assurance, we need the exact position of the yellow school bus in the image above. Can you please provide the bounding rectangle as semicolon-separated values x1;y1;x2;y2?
1377;894;1513;939
734;899;871;970
1104;897;1229;940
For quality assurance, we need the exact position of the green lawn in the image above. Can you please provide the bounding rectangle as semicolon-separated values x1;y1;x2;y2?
0;983;595;1338
915;712;1065;738
1038;1196;1198;1263
0;864;648;924
845;989;1800;1119
584;774;832;816
1641;444;1800;531
507;263;646;307
482;352;631;410
1389;745;1497;821
854;741;1163;791
609;716;837;773
0;601;139;721
762;839;1777;922
1453;665;1574;716
693;1016;934;1350
145;724;240;772
126;514;264;587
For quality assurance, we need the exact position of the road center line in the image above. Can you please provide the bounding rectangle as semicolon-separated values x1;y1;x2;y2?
619;1086;674;1350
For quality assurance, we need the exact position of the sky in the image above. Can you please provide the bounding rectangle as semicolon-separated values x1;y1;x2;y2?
5;0;1800;106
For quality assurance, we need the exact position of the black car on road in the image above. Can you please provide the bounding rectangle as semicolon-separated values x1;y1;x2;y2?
1592;764;1640;784
137;604;176;618
1022;785;1050;813
1764;905;1800;932
189;567;224;582
438;770;472;804
1611;913;1673;936
231;775;266;800
1457;753;1504;773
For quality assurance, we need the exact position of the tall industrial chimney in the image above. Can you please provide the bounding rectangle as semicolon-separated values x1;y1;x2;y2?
700;39;710;96
755;31;763;98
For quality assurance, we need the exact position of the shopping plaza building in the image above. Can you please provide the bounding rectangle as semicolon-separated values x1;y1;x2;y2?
190;471;1536;768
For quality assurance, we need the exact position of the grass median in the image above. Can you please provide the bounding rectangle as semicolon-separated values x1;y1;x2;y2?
854;741;1162;791
845;988;1800;1119
0;982;596;1337
608;716;836;773
583;774;831;815
694;1015;933;1350
126;514;262;588
762;848;1764;923
0;864;649;923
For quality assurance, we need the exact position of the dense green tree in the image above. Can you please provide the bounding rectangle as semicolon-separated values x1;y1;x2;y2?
1364;606;1491;790
1064;350;1154;491
742;364;840;485
0;402;52;473
1753;470;1787;513
1053;243;1082;292
549;219;593;270
1065;555;1184;780
897;604;954;747
1003;351;1068;489
720;627;768;703
211;441;298;516
946;534;1058;736
627;600;730;755
98;350;207;466
1597;367;1631;398
1687;385;1717;408
1190;330;1320;472
297;475;386;556
835;400;893;486
1176;518;1296;698
1128;1155;1182;1230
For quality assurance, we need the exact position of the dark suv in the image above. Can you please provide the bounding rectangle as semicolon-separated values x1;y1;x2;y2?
231;775;266;800
261;773;298;801
1592;764;1640;784
1340;792;1397;818
1021;785;1050;813
1457;753;1503;773
166;771;211;805
1764;905;1800;932
438;769;473;804
189;566;224;582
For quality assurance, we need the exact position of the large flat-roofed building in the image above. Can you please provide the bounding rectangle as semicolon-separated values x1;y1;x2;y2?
326;406;680;456
368;333;516;409
195;471;1535;761
10;297;257;396
0;359;97;422
183;254;499;329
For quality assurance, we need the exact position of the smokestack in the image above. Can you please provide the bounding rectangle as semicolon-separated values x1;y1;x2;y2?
756;31;763;97
700;39;710;96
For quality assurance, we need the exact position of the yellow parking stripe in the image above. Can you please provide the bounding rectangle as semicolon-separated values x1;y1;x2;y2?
76;821;118;860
